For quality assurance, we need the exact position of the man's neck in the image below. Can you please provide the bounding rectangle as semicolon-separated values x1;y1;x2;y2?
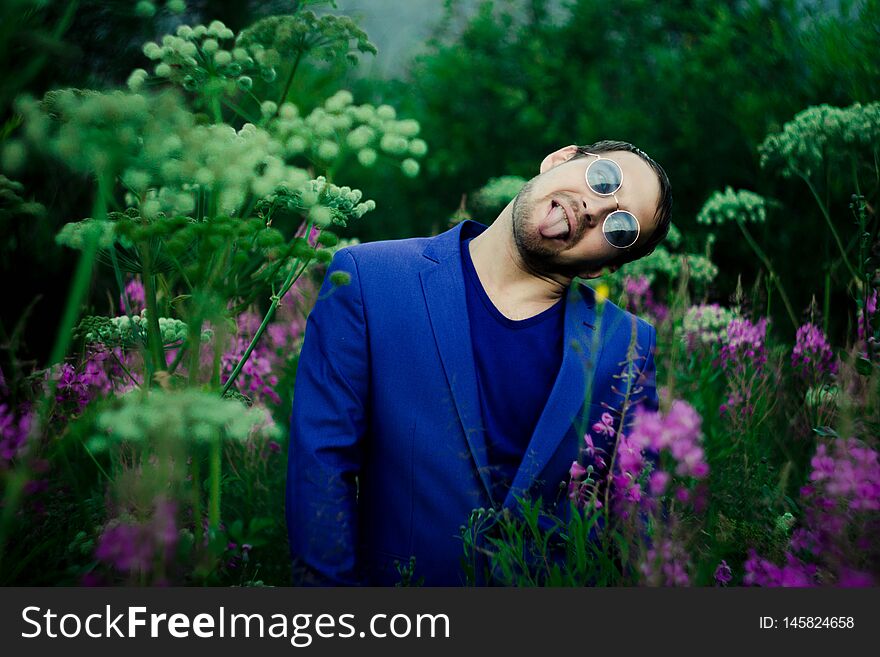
467;206;571;317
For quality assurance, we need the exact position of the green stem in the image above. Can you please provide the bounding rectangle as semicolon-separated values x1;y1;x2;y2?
187;319;203;386
192;455;203;550
140;241;167;380
824;270;831;335
168;341;188;375
211;95;223;124
798;171;860;283
48;177;109;366
602;314;640;520
109;247;132;317
4;173;109;567
220;98;259;124
79;439;111;481
274;51;303;118
0;470;28;569
736;218;798;331
221;222;315;396
109;347;141;388
208;440;222;531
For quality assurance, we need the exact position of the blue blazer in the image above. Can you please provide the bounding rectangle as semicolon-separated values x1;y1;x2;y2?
286;219;659;585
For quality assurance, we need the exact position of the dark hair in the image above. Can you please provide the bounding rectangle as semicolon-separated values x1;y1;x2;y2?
570;140;673;268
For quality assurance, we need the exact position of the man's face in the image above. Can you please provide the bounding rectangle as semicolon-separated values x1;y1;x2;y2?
511;147;662;280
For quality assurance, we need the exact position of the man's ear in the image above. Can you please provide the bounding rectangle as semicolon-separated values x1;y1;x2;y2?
540;144;579;174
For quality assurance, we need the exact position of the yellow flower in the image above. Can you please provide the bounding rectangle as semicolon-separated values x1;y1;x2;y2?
595;283;609;303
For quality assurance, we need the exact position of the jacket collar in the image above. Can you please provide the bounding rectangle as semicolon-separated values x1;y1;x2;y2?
419;220;600;509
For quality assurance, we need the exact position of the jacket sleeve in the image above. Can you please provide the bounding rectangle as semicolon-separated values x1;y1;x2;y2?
286;247;369;586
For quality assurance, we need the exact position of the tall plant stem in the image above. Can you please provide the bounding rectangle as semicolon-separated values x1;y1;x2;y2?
602;314;640;519
109;248;132;317
221;222;314;397
2;172;107;565
208;440;222;531
824;270;832;335
275;51;303;117
191;456;203;551
799;172;860;283
48;177;109;366
735;218;798;331
140;241;167;381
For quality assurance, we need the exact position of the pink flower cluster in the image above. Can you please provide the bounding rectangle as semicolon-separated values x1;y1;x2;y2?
714;559;732;585
792;323;837;382
856;289;877;343
743;549;817;586
46;345;124;413
745;437;878;587
809;438;879;511
640;537;691;586
94;497;178;575
118;277;146;314
222;311;282;406
219;277;311;407
623;275;669;323
630;400;709;479
0;401;34;462
721;317;769;373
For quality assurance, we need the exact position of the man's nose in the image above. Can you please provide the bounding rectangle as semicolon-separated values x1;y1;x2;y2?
580;195;616;227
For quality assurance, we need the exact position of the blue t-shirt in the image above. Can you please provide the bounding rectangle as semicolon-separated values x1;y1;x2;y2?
460;236;565;503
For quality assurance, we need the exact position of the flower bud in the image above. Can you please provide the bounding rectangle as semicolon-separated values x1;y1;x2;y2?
330;270;351;286
401;158;420;178
357;148;377;167
135;1;156;18
376;104;396;120
409;138;428;157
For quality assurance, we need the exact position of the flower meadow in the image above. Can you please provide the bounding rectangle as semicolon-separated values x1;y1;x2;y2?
0;1;879;587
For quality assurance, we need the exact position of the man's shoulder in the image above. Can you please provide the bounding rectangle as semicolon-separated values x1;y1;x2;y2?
334;233;436;276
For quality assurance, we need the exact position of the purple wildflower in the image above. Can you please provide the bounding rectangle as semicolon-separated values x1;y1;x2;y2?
45;345;117;414
624;275;669;324
857;289;877;345
630;400;709;479
119;277;146;314
95;497;179;575
567;460;594;507
743;549;817;587
808;439;880;511
649;470;670;495
221;311;282;406
721;317;769;373
792;323;837;382
714;559;732;585
641;537;691;586
0;402;34;462
837;568;875;587
95;523;155;572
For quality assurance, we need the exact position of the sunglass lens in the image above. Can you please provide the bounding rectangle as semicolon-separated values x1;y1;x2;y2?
586;159;622;195
603;211;639;248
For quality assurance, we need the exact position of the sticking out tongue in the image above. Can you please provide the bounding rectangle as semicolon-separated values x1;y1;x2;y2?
539;202;570;239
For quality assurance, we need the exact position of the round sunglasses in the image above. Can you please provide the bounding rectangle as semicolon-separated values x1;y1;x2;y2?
583;152;641;249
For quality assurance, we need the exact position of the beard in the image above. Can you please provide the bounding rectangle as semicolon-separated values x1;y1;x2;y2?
510;177;591;281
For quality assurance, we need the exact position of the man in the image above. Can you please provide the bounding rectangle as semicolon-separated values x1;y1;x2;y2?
286;140;672;586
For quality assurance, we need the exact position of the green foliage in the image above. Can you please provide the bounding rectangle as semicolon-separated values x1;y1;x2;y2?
697;187;768;226
90;387;279;450
759;101;880;180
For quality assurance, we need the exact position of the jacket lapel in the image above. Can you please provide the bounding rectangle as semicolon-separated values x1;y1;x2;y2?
419;221;496;503
503;283;600;510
